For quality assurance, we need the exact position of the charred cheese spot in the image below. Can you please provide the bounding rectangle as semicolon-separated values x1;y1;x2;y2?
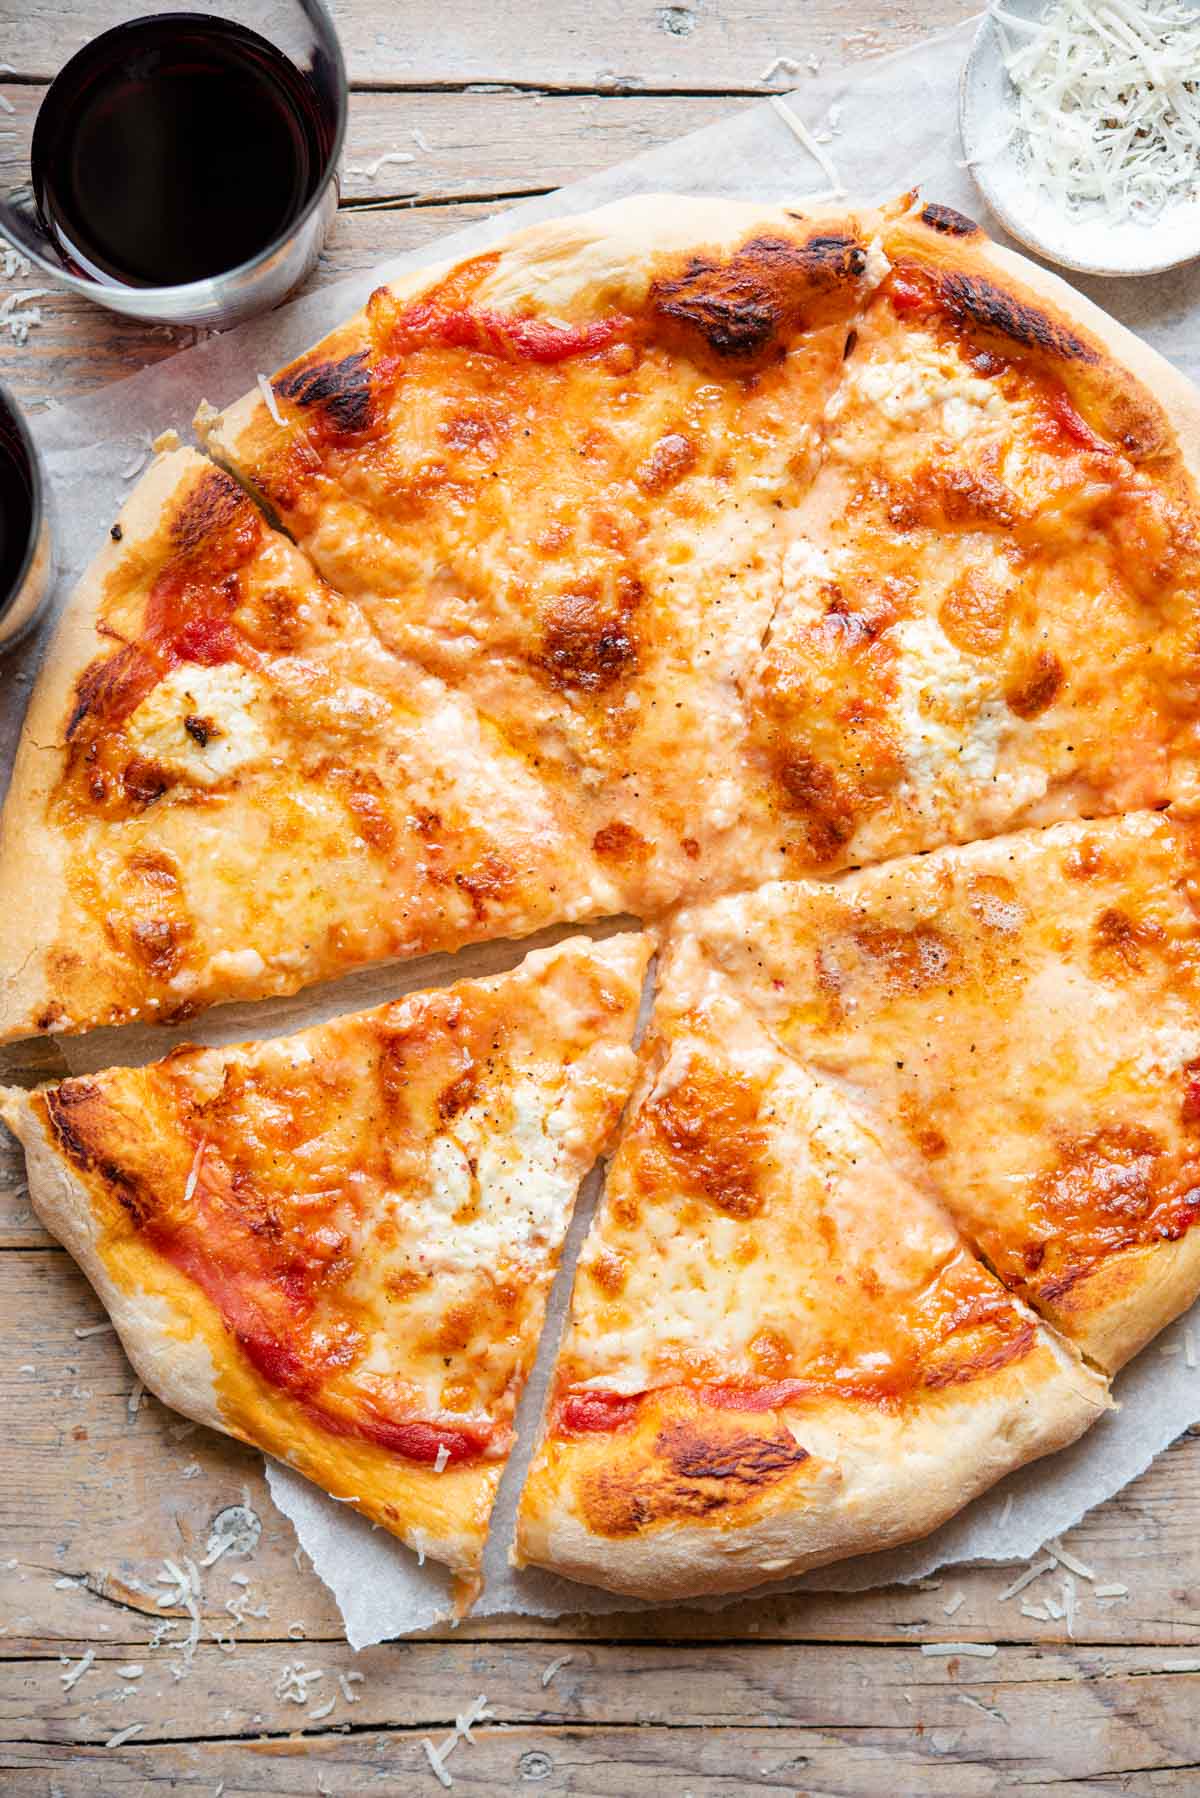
772;753;860;863
1090;905;1165;976
592;820;651;862
649;232;868;363
635;431;697;495
1028;1124;1200;1299
643;1057;768;1219
852;922;960;995
938;569;1012;655
577;1410;809;1538
539;577;642;693
1005;650;1064;720
919;202;980;239
275;352;374;435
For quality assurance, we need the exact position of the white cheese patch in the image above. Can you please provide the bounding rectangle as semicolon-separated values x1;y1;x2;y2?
1129;1022;1200;1084
843;336;1010;442
125;664;272;787
881;616;1049;821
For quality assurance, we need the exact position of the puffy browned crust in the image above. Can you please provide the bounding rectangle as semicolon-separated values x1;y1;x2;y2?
514;939;1108;1601
201;193;889;495
516;1356;1104;1602
0;449;201;1042
883;200;1200;502
1;932;653;1579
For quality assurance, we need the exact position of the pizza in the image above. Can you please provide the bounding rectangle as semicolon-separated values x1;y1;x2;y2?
3;189;1200;1604
0;448;626;1044
1;932;651;1591
514;934;1107;1600
198;196;886;915
672;810;1200;1374
743;205;1200;870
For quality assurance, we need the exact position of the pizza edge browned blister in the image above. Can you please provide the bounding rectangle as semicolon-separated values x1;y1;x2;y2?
3;189;1200;1602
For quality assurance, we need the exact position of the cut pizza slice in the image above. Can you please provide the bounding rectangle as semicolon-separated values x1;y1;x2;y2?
0;448;624;1043
744;200;1200;871
681;809;1200;1372
1;931;652;1590
199;195;890;911
514;936;1106;1601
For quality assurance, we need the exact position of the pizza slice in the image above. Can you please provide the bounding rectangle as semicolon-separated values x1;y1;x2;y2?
199;196;890;911
0;448;623;1043
1;931;652;1590
514;936;1106;1601
681;810;1200;1372
744;199;1200;872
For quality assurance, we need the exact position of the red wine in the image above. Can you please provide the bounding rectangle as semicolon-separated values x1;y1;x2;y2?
31;13;331;289
0;396;34;606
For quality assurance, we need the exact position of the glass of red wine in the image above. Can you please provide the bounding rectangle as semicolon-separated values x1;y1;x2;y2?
0;3;346;328
0;386;51;654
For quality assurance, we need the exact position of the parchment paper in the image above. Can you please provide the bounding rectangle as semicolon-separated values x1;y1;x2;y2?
7;15;1200;1647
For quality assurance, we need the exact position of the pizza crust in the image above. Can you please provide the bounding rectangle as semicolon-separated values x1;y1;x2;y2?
886;202;1200;500
515;1334;1106;1602
0;1083;502;1575
0;448;207;1044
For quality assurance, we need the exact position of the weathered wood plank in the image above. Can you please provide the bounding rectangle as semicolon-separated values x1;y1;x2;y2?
6;0;961;89
0;85;743;206
1;1718;1197;1797
0;1244;1197;1653
4;1636;1200;1783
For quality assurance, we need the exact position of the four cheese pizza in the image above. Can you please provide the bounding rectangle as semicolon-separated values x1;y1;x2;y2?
1;933;651;1589
675;811;1200;1373
515;937;1106;1599
5;191;1200;1601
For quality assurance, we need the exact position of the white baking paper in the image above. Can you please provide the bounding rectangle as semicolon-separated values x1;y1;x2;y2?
9;14;1200;1646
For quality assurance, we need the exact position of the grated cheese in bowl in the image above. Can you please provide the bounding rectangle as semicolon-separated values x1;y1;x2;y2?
961;0;1200;271
990;0;1200;224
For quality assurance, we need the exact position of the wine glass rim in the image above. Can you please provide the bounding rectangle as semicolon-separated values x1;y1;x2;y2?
0;379;44;623
1;0;348;308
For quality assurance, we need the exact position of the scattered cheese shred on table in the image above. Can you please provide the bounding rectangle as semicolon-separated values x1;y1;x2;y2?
920;1642;998;1658
990;0;1200;222
104;1722;145;1749
768;96;845;194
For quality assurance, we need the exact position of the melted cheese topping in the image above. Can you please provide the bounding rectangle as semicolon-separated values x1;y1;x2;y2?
554;963;1039;1406
685;810;1200;1366
30;455;625;1036
42;933;649;1451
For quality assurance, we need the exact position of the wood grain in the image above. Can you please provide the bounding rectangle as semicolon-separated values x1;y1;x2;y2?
5;0;961;89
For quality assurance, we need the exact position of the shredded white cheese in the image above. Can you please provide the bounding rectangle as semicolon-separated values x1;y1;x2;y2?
73;1322;115;1338
920;1642;998;1658
104;1722;145;1749
257;374;286;430
769;95;846;194
60;1649;95;1691
347;150;417;180
434;1444;450;1474
990;0;1200;223
998;1555;1058;1600
541;1653;574;1687
1047;1538;1095;1581
942;1591;967;1617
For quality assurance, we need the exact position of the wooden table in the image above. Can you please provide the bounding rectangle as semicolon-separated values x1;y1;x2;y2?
2;3;1199;1791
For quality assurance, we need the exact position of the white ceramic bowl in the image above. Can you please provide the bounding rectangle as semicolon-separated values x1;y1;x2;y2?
959;0;1200;277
